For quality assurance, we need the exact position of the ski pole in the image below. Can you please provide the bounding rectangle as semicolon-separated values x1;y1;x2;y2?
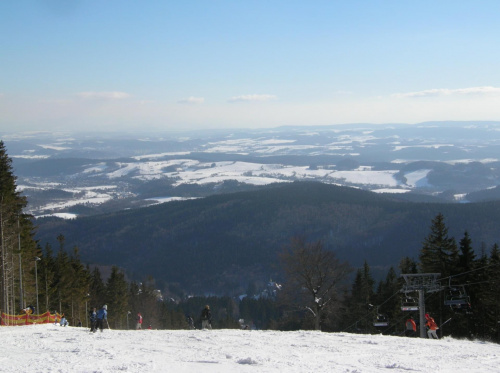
106;319;110;330
440;318;452;328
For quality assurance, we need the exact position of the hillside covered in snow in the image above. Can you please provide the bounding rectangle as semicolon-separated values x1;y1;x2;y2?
1;323;499;373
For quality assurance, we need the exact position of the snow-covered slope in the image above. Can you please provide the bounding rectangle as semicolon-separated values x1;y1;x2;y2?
1;323;498;372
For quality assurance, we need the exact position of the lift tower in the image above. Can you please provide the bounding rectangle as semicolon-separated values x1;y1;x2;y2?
401;273;441;338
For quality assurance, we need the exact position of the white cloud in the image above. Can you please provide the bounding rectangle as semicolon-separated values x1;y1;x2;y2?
394;86;500;98
177;96;205;105
76;91;131;100
228;94;277;102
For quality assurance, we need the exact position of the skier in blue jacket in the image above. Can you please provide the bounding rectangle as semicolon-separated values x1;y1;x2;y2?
89;307;97;332
95;305;107;332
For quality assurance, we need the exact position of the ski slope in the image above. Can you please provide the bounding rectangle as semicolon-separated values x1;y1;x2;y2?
1;323;498;372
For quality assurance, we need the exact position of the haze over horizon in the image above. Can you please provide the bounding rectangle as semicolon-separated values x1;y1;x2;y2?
1;1;500;133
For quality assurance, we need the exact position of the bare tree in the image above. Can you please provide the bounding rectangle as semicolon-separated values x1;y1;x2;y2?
279;237;351;331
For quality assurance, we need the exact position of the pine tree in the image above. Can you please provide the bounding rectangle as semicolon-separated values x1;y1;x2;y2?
487;244;500;341
68;246;90;325
106;266;129;329
373;267;402;335
39;243;56;312
399;257;418;274
342;261;375;333
448;231;478;338
458;231;476;278
478;244;500;341
89;266;106;309
419;213;459;278
52;241;74;314
0;141;37;316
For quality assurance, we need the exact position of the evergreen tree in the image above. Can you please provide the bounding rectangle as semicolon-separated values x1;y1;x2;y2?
68;246;90;324
469;248;490;339
341;261;375;333
447;231;477;338
52;242;74;313
399;257;418;274
419;213;459;278
89;266;106;309
458;231;476;277
373;267;402;335
476;244;500;341
0;141;37;316
39;243;56;313
487;244;500;342
106;266;129;329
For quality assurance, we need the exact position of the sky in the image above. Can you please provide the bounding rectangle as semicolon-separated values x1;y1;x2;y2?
2;323;500;372
1;1;500;133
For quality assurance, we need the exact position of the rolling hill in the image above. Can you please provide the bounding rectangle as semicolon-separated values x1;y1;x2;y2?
34;182;500;295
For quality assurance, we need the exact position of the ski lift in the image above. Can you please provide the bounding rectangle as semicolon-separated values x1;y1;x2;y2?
444;284;471;312
401;293;419;311
373;313;389;327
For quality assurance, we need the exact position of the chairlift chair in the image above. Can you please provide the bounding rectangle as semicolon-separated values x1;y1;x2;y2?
401;294;419;311
444;285;471;312
373;313;389;327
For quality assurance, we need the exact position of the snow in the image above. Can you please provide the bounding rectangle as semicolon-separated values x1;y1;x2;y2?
145;197;199;205
372;188;411;194
404;170;431;188
36;144;71;151
36;212;78;219
393;144;454;151
1;324;498;373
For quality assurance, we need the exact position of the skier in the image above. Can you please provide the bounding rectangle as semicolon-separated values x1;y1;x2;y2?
187;315;195;330
95;305;108;332
200;305;212;330
405;315;417;337
425;313;439;339
136;312;143;330
60;314;68;327
89;307;97;332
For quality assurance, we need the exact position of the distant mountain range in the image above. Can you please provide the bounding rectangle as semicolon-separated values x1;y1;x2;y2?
34;182;500;295
3;122;500;295
2;121;500;220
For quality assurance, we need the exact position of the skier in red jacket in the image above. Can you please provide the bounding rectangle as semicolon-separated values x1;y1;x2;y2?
405;315;417;337
136;312;143;330
425;313;439;339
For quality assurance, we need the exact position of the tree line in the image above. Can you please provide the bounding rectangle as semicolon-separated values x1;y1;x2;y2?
252;214;500;342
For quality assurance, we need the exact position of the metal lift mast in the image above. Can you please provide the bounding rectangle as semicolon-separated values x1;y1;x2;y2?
401;273;441;338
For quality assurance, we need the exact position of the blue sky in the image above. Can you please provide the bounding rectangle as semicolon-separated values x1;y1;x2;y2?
1;0;500;132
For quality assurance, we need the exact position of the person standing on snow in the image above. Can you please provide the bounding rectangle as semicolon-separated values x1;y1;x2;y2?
89;307;97;332
96;305;108;332
59;314;68;327
136;312;143;330
200;305;212;330
425;313;439;339
187;315;195;330
405;315;417;337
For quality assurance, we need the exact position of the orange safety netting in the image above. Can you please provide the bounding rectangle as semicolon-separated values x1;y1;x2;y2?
1;311;61;326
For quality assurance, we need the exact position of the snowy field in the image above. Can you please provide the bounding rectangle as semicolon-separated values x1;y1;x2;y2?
1;324;499;372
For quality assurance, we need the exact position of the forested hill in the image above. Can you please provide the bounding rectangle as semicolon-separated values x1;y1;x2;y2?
34;182;500;294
